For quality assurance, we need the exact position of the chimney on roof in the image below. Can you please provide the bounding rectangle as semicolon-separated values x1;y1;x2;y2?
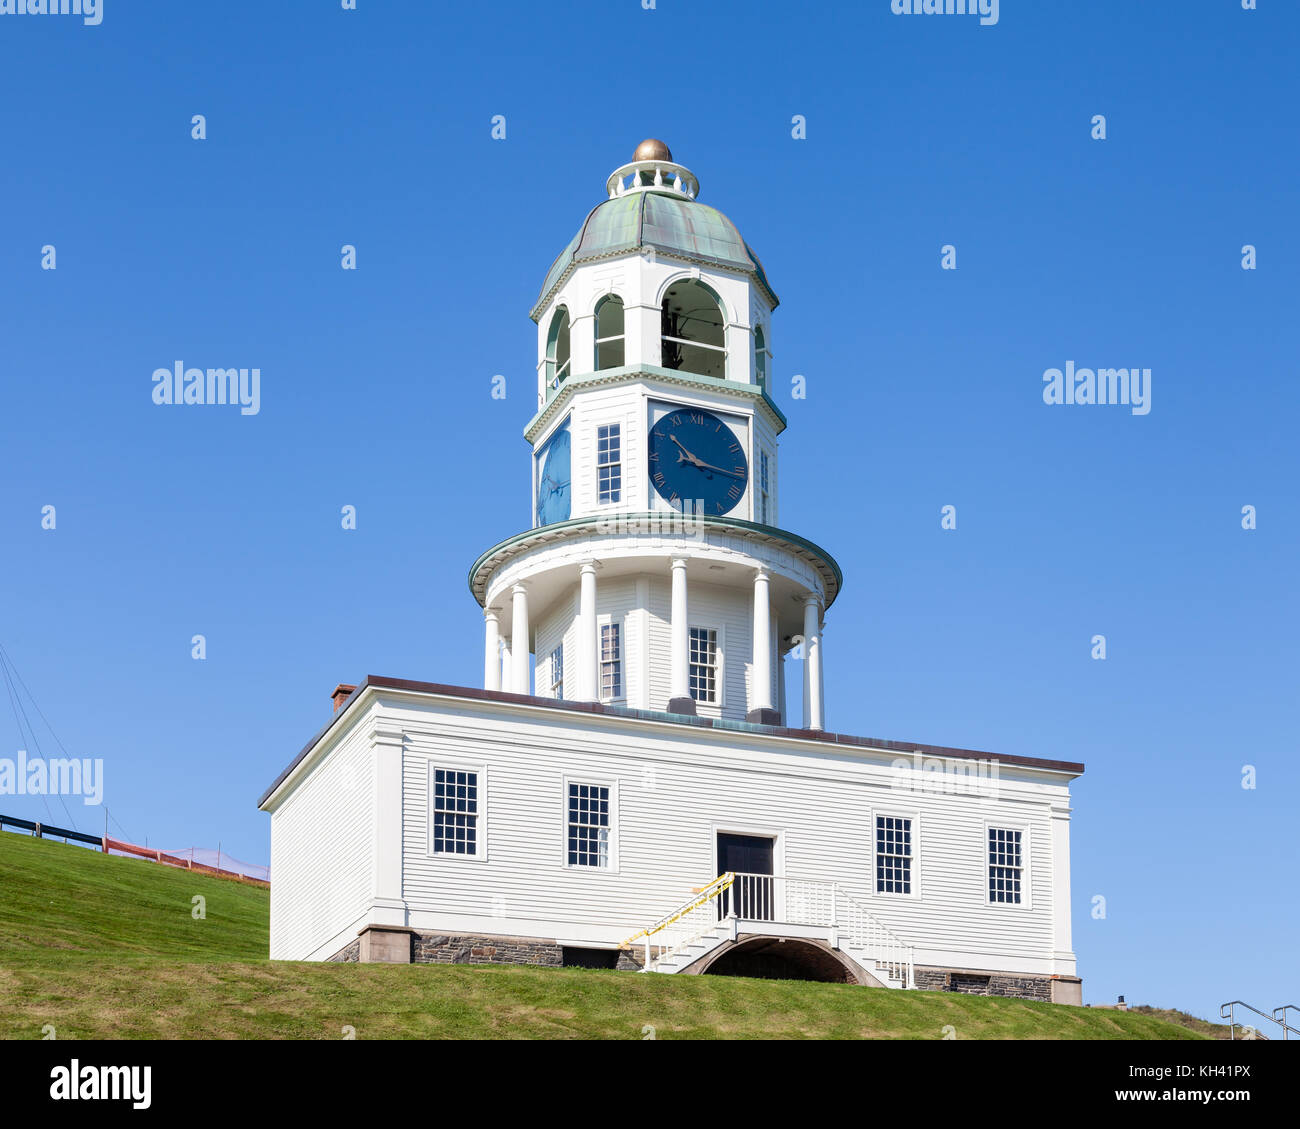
331;683;357;713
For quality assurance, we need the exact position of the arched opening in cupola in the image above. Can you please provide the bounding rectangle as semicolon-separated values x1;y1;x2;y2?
595;295;625;370
661;279;725;380
754;325;769;393
545;306;571;395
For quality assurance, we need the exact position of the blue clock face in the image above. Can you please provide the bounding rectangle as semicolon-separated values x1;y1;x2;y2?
536;420;571;526
648;407;748;516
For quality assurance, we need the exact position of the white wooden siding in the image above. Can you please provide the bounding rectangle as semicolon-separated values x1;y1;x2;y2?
386;691;1068;974
267;718;374;960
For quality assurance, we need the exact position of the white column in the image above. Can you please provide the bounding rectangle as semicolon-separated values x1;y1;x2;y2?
669;558;692;710
578;562;598;701
511;583;530;695
500;638;512;692
749;568;773;719
368;727;408;926
632;577;651;709
777;651;787;724
802;596;823;731
818;622;826;730
1051;803;1078;976
483;608;501;692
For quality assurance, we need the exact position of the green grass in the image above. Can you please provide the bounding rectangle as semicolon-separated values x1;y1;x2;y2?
0;826;268;963
0;831;1210;1040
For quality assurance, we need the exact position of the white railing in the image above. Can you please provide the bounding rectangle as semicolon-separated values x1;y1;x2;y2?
623;872;916;986
726;872;915;989
837;886;915;989
620;872;736;970
606;159;699;200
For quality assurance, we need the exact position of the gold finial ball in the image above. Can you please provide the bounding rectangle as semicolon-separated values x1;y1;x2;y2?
633;138;673;163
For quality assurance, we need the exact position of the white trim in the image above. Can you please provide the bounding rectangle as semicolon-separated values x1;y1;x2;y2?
688;621;724;707
423;758;488;863
560;773;620;874
653;270;731;323
871;808;922;901
984;819;1033;911
710;822;786;880
596;612;625;704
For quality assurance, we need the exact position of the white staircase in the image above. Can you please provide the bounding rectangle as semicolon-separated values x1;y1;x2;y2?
621;872;915;988
649;920;736;974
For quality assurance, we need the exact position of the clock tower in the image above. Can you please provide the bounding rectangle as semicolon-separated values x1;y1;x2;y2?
470;140;841;728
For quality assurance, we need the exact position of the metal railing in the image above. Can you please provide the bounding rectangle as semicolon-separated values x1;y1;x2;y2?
1219;1000;1294;1040
620;872;736;969
1273;1005;1300;1040
0;813;101;847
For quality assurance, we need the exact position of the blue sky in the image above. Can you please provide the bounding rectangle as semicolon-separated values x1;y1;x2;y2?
1;0;1296;1021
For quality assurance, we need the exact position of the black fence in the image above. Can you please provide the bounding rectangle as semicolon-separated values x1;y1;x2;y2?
0;813;102;848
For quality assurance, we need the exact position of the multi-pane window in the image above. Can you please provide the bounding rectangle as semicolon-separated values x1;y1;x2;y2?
597;424;621;504
549;643;564;699
875;815;912;894
759;451;770;524
689;627;718;703
600;623;622;700
567;783;610;868
431;768;478;856
988;828;1023;904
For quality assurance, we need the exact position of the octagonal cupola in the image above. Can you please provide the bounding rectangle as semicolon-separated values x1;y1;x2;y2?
532;140;779;411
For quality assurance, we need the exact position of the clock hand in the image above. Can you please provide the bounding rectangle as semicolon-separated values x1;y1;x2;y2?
691;460;746;480
669;434;705;466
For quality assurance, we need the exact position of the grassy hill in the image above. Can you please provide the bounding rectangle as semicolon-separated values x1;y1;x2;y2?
0;831;1211;1040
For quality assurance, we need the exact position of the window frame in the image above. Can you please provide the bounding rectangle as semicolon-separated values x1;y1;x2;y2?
599;616;624;702
985;821;1032;909
687;623;723;707
561;776;619;872
595;422;622;506
873;811;921;899
548;642;564;699
425;760;488;862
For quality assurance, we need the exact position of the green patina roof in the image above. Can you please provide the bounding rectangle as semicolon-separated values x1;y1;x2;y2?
534;190;777;318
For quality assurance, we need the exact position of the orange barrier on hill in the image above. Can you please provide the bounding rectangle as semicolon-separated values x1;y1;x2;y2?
103;836;270;888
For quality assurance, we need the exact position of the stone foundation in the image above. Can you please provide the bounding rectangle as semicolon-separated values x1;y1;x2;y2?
327;938;360;963
913;965;1054;1002
410;932;644;971
327;928;1073;1002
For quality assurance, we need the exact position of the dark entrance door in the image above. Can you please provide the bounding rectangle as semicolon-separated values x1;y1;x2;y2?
717;833;775;921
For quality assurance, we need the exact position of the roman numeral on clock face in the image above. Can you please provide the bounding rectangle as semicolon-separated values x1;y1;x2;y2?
727;484;742;500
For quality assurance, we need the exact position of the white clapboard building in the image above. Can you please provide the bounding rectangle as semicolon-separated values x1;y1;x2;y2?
259;141;1084;1002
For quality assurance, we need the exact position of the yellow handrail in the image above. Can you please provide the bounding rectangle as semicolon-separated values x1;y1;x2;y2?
619;872;735;950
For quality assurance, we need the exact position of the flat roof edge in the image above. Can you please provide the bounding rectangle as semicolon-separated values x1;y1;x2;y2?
258;676;1084;809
